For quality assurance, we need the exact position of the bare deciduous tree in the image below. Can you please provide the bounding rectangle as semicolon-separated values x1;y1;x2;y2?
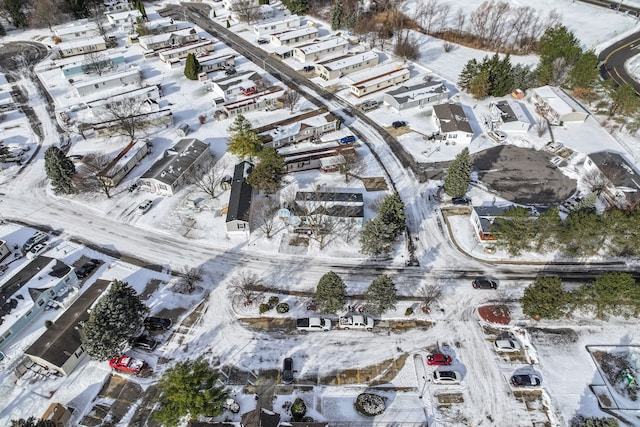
30;0;64;31
340;219;360;244
232;1;261;24
534;118;548;137
434;3;451;33
88;3;107;37
176;265;205;294
82;51;112;76
420;283;442;311
550;56;571;86
74;152;114;198
186;157;229;200
415;0;439;34
102;98;146;142
251;198;279;238
228;272;264;307
339;151;365;183
295;193;343;250
582;169;609;194
454;7;466;34
282;90;300;113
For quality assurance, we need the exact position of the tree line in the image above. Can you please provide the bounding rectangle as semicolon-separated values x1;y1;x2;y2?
522;273;640;321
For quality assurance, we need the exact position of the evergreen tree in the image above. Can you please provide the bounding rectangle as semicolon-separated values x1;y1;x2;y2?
443;147;472;198
587;272;636;319
63;0;93;18
44;146;76;195
184;53;202;80
227;115;262;159
359;217;396;255
330;0;343;30
282;0;309;14
365;274;398;315
570;416;619;427
521;276;570;319
468;68;490;99
609;83;640;117
137;0;147;19
0;0;28;28
226;19;230;28
153;358;228;427
536;25;582;85
11;418;56;427
315;271;347;314
81;280;146;360
247;147;285;195
490;54;514;96
0;22;6;36
532;207;561;253
558;210;604;256
511;63;535;91
377;192;406;239
491;206;536;256
458;59;479;91
569;50;599;90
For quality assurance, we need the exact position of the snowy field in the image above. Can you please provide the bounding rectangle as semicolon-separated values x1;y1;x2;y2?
0;0;639;425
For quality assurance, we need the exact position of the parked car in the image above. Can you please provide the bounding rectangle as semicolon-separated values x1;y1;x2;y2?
392;121;407;129
224;67;237;76
511;374;541;387
494;337;522;353
432;370;461;385
26;243;48;260
451;196;470;206
361;100;378;111
257;37;269;44
109;355;149;374
302;65;315;72
487;130;507;142
144;316;172;331
339;135;356;144
427;353;453;366
472;279;497;289
22;231;49;253
282;357;294;384
76;259;100;278
137;200;153;215
132;334;159;351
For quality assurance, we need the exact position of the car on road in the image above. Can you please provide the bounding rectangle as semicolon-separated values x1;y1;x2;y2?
76;259;100;278
392;121;407;129
282;357;294;384
472;279;497;289
137;200;153;215
26;243;48;260
487;130;507;142
451;196;470;205
432;370;461;385
339;135;356;144
132;334;159;351
494;337;522;353
427;353;453;366
109;355;149;374
144;316;172;331
511;374;541;387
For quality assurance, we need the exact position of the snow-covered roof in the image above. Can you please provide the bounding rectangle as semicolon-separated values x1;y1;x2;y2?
294;37;348;55
138;27;196;47
72;67;141;91
271;27;318;42
57;36;106;51
493;100;531;124
54;21;99;37
107;10;142;21
433;103;473;134
318;51;378;71
349;63;409;89
532;85;589;116
385;81;448;103
140;138;210;186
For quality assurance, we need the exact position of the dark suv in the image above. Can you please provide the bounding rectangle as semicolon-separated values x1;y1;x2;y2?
472;279;497;289
282;357;294;384
76;259;100;278
144;316;172;331
132;335;159;351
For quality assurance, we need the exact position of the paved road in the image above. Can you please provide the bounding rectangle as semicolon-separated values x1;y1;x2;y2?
599;30;640;94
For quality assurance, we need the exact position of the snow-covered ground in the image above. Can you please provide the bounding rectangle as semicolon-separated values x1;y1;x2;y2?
0;0;639;425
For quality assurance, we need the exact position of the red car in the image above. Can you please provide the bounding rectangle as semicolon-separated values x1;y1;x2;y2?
241;87;257;96
109;355;149;374
426;353;453;366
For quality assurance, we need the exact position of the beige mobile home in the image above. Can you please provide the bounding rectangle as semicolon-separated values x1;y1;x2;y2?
292;37;349;63
349;64;410;97
254;15;302;36
316;51;379;81
58;36;107;58
270;27;318;47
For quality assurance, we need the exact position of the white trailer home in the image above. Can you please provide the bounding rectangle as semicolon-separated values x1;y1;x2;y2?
58;36;107;58
222;87;284;117
383;81;449;111
158;40;215;64
199;54;236;73
292;37;349;63
73;68;141;97
138;27;198;51
254;15;302;36
349;64;410;97
316;51;379;81
54;22;100;41
270;27;318;47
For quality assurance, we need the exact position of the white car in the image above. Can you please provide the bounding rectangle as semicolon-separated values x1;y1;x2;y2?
432;370;462;385
26;243;48;260
487;130;507;142
494;338;522;353
137;200;153;215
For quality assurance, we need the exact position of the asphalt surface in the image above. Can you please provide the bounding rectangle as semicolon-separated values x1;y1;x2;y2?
598;30;640;94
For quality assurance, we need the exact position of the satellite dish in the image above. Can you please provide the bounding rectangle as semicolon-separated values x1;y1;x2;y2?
289;216;301;226
277;208;291;218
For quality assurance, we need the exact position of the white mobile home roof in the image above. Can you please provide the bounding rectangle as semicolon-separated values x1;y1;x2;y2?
73;68;140;91
254;15;301;34
272;27;317;42
534;85;588;116
350;64;409;89
160;39;213;57
295;37;348;55
57;36;106;51
319;51;378;71
54;22;99;37
138;27;196;46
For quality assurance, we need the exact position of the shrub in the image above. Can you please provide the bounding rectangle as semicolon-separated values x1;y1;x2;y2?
355;393;386;416
198;115;206;124
45;320;53;328
405;307;414;316
259;303;271;314
276;303;289;314
291;397;307;421
268;296;280;306
443;42;454;53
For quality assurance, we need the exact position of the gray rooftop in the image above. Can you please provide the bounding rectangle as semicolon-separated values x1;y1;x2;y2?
296;192;363;203
433;103;473;134
386;81;447;104
588;151;640;193
141;138;210;187
226;161;253;223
